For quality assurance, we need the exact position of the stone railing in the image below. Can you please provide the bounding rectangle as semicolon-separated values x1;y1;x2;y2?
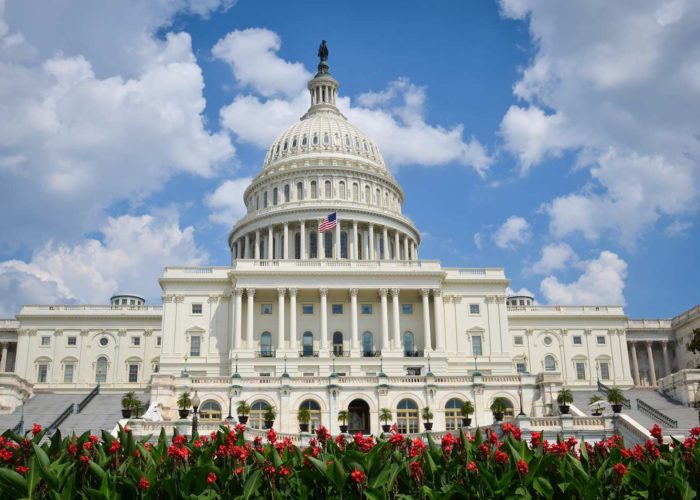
672;304;700;327
483;375;522;383
657;369;700;405
21;305;162;313
186;374;527;387
234;259;442;272
614;413;651;447
627;319;673;330
0;319;18;329
507;305;625;315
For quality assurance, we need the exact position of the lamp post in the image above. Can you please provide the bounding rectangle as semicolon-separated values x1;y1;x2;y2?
695;384;700;426
518;385;525;416
523;355;528;374
226;386;235;422
473;356;478;373
191;391;200;436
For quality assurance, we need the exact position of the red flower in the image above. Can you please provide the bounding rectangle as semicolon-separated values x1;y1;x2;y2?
690;427;700;437
0;449;12;462
172;434;186;445
516;459;528;474
650;424;663;443
207;472;217;484
409;460;424;482
409;438;426;458
89;435;99;444
467;461;478;474
682;436;697;450
530;432;542;448
83;441;93;451
139;477;150;490
16;466;29;475
613;463;627;477
80;454;89;464
31;423;42;436
495;450;508;464
267;428;277;443
644;439;660;459
279;466;291;477
109;440;121;454
351;468;366;484
389;431;404;446
67;443;78;456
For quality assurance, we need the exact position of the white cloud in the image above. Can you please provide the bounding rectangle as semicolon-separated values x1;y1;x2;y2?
0;212;207;316
215;29;491;173
540;250;627;305
473;232;483;250
532;242;577;274
493;216;531;249
206;177;253;225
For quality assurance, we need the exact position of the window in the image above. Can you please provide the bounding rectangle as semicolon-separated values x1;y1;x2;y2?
544;355;556;372
64;364;74;383
575;362;586;380
333;332;343;356
284;184;290;202
302;332;313;356
309;231;318;258
396;399;419;434
362;332;373;356
402;304;413;314
261;304;273;315
200;401;222;420
340;231;348;258
324;231;332;257
361;304;373;314
297;182;304;200
192;303;202;314
352;182;359;200
339;181;346;199
41;336;50;346
573;336;583;345
596;335;606;345
599;362;610;380
96;356;108;383
469;304;480;315
472;335;482;356
294;232;301;259
131;336;140;346
250;401;269;429
403;331;415;355
516;362;527;373
445;398;464;432
543;336;553;346
99;337;109;347
406;367;422;376
128;364;139;383
513;336;523;346
38;364;48;383
324;180;332;198
190;336;201;357
303;304;314;314
156;336;161;346
332;304;343;314
273;187;278;205
310;181;317;199
299;400;322;430
263;191;267;207
67;336;77;346
261;332;273;357
364;185;371;203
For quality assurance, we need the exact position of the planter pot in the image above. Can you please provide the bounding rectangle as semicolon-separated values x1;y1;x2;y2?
238;415;249;424
382;424;391;433
611;404;623;413
299;423;310;432
121;409;132;419
462;417;472;427
493;412;504;422
264;420;274;429
178;409;190;419
339;424;348;433
559;405;570;415
423;422;433;431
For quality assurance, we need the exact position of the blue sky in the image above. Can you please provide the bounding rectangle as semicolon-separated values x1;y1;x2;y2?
0;0;697;318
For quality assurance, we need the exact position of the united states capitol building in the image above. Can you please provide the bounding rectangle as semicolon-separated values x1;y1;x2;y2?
1;48;698;439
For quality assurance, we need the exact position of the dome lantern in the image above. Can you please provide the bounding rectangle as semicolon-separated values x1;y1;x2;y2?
303;40;343;119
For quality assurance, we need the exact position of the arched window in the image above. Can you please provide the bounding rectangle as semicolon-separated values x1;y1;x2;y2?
365;185;371;204
385;192;389;207
200;401;222;420
273;188;278;205
357;233;363;260
379;238;385;259
376;188;381;206
302;135;308;147
403;332;415;355
362;332;373;356
396;399;419;434
352;182;359;201
324;231;332;258
284;184;290;202
339;181;346;199
261;332;272;357
544;355;557;372
297;182;304;201
312;134;318;146
255;196;259;210
303;332;314;356
310;181;317;199
324;180;332;198
340;231;348;259
263;191;268;208
323;133;330;146
310;231;318;258
294;232;301;259
299;400;322;430
250;401;269;429
444;398;464;431
333;332;343;356
96;356;108;383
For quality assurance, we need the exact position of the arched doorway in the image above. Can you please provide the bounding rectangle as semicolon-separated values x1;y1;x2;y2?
348;399;370;434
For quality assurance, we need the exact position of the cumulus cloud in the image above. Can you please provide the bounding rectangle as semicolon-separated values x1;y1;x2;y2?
206;177;253;225
498;0;700;243
0;212;207;316
532;242;577;274
540;250;627;306
493;216;531;249
215;28;491;173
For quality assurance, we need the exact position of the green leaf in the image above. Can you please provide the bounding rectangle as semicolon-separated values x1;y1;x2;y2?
32;442;50;469
242;469;262;500
0;467;28;497
533;477;554;497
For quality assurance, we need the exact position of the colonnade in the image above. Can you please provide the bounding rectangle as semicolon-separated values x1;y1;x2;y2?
0;342;16;372
627;340;673;387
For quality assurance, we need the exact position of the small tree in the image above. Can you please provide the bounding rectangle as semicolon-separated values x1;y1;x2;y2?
460;400;475;417
297;407;311;424
264;405;277;422
236;401;251;416
337;410;349;425
379;408;393;424
490;397;507;414
607;387;626;405
177;392;192;410
557;388;574;405
421;406;433;423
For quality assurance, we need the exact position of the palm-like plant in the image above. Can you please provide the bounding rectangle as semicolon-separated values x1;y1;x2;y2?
177;392;191;410
379;408;392;424
421;406;433;423
460;400;475;417
236;401;251;416
298;407;311;424
337;410;349;424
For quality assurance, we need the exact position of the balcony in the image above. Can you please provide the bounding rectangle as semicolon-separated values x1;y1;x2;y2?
298;350;319;358
403;350;425;358
332;348;350;357
362;350;382;358
256;350;276;358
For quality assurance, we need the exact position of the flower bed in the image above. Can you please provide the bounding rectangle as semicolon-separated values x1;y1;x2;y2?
0;422;698;498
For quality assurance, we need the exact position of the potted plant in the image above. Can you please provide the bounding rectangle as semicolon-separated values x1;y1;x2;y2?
490;397;508;422
338;410;349;433
557;387;574;415
590;395;605;416
421;406;434;431
379;408;393;433
264;405;276;429
460;400;475;427
607;387;625;413
121;391;138;418
177;391;192;419
236;400;251;424
298;407;311;432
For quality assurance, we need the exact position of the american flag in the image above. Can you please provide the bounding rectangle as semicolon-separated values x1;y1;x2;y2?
319;212;337;233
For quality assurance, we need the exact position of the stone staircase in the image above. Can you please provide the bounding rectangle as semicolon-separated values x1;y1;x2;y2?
59;392;149;436
0;393;84;432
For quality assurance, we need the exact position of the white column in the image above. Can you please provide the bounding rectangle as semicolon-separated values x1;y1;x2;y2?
352;221;358;260
368;224;375;260
0;343;7;372
646;341;657;386
413;242;418;260
394;231;400;260
382;226;389;260
379;288;389;351
277;288;285;350
300;220;306;259
350;288;359;350
433;289;445;352
233;289;243;350
661;341;671;376
403;235;409;261
335;219;341;258
267;226;273;259
289;289;297;353
254;231;260;260
246;288;255;350
320;288;328;351
363;228;369;260
391;289;401;350
283;223;289;259
630;342;641;386
244;234;250;259
421;288;432;352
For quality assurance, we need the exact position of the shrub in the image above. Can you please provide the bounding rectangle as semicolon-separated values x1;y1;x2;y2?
460;400;475;417
236;400;251;416
557;388;574;405
176;392;191;410
379;408;392;424
337;410;349;424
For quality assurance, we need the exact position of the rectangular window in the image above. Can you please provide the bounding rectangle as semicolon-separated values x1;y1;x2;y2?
190;336;201;357
401;304;413;314
38;364;48;383
67;336;77;346
302;304;314;314
516;362;527;373
302;372;315;377
332;304;343;314
191;303;202;314
576;362;586;380
64;364;74;383
156;336;162;346
573;336;582;345
513;336;523;346
406;367;422;376
361;304;373;314
472;336;482;356
469;304;480;315
596;335;606;345
259;372;271;377
261;304;272;315
128;364;139;383
131;336;140;346
600;362;610;380
41;336;50;346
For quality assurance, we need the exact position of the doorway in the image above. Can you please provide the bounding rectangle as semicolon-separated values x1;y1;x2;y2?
348;399;370;434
